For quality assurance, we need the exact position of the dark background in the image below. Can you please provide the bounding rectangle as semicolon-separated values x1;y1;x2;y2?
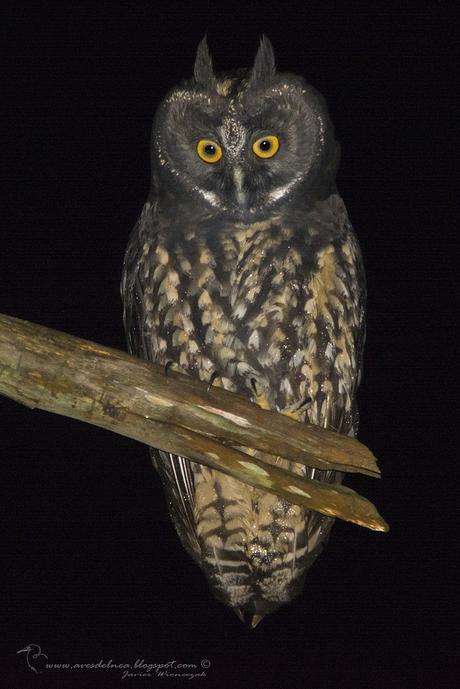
1;2;457;688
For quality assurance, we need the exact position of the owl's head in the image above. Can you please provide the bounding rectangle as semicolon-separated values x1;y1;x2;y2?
151;37;339;220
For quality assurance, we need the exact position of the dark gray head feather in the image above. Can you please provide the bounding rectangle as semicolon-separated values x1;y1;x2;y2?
249;35;276;86
194;36;217;90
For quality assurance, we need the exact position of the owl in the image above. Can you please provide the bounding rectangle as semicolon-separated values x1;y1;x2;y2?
121;37;366;627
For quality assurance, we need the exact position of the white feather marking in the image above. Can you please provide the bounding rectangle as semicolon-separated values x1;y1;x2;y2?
248;330;260;350
267;174;303;204
233;302;247;319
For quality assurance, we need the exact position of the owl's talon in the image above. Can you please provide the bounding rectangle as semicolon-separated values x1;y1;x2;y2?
296;396;312;410
283;397;312;422
207;370;220;391
249;377;271;410
164;360;174;378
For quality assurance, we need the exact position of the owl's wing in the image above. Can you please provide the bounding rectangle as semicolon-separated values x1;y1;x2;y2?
303;193;366;439
285;194;367;554
120;205;155;362
121;204;200;562
149;450;199;562
336;219;366;439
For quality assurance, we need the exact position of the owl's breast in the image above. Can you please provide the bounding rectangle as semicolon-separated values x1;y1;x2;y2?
139;210;361;419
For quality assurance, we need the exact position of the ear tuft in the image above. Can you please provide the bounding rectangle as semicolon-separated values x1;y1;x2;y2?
249;35;276;86
194;36;217;89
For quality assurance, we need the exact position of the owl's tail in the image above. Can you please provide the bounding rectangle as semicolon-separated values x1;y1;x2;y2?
152;447;337;627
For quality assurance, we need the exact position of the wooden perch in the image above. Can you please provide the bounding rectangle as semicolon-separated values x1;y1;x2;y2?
0;313;388;532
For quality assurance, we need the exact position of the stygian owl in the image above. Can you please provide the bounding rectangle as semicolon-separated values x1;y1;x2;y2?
121;37;366;627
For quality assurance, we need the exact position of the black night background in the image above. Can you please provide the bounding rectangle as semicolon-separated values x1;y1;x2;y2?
1;2;457;688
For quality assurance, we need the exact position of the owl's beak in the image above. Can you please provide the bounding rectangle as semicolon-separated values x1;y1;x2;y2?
233;165;248;209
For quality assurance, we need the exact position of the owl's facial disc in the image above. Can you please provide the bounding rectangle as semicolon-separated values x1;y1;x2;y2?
191;118;299;217
153;68;337;220
189;128;302;218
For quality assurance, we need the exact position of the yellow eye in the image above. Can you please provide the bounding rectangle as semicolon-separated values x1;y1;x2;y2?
252;135;280;159
196;139;223;163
